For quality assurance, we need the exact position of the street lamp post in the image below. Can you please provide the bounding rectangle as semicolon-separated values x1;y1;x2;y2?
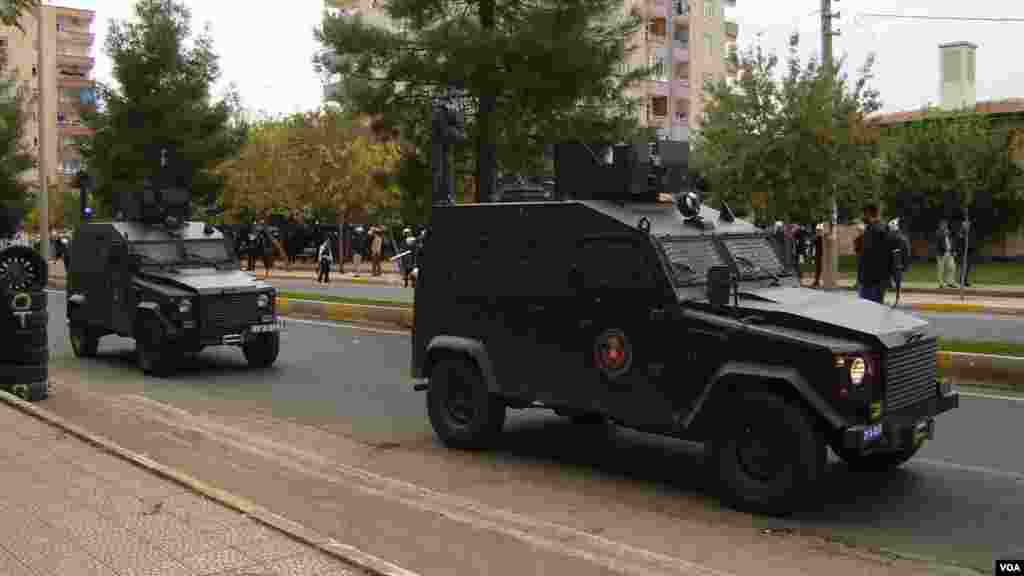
36;1;49;260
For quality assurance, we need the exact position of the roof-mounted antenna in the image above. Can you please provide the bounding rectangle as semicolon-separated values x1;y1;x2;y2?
719;199;736;223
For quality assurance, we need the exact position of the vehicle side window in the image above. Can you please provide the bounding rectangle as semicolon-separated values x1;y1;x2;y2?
575;239;656;292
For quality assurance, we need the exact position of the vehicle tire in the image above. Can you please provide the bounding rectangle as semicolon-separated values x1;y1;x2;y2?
832;437;925;472
243;333;280;368
0;364;48;401
69;319;99;358
427;357;505;450
710;390;826;517
135;317;174;377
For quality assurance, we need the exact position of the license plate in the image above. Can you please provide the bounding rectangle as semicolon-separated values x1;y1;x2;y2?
863;424;883;443
250;322;283;334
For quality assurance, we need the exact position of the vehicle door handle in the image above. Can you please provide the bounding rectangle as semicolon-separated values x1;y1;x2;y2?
528;304;545;313
650;308;666;321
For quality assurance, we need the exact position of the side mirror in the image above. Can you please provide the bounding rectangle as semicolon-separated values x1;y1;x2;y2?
707;266;734;308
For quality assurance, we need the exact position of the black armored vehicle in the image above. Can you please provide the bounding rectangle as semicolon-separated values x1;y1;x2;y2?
66;184;282;376
411;140;959;516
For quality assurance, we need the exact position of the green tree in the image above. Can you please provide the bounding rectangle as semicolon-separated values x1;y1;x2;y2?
693;34;882;225
314;0;654;205
880;109;1024;245
213;109;400;225
0;40;36;237
77;0;246;215
1;0;39;32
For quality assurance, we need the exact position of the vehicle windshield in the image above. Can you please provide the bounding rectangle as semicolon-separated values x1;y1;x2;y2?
659;234;791;286
658;236;728;286
720;236;790;281
131;239;234;266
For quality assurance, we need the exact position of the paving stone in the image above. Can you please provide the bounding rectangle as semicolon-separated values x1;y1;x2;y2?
21;546;117;576
48;507;126;543
0;547;34;576
236;534;313;564
180;546;252;575
157;522;271;561
121;558;195;576
254;550;353;576
126;512;194;545
79;527;180;576
163;493;250;532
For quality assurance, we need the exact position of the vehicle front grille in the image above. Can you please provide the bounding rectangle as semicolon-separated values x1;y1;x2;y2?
884;338;938;412
202;293;262;334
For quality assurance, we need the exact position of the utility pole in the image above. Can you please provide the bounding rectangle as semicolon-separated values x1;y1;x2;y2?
820;0;839;288
476;0;496;203
36;2;49;261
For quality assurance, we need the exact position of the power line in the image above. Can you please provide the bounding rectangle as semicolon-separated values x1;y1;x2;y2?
858;13;1024;23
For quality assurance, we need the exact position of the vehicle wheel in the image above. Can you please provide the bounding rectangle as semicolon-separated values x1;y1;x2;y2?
69;320;99;358
243;333;280;368
427;357;505;450
710;391;826;516
832;437;925;472
135;317;174;377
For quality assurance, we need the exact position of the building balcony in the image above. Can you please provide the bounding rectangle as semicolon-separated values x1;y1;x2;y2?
725;20;738;39
57;30;95;47
674;43;689;62
641;79;691;97
58;75;94;89
57;53;94;70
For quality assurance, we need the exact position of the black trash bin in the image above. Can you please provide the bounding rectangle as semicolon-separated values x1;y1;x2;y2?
0;246;49;401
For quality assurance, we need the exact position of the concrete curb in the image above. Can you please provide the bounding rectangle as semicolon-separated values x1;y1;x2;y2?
277;296;414;330
897;303;1024;316
0;389;420;576
938;351;1024;391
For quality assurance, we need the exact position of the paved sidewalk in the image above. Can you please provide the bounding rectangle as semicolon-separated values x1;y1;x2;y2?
0;401;367;576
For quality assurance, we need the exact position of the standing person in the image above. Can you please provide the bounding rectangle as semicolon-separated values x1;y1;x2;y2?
317;236;333;283
351;225;365;277
955;219;977;287
934;220;957;289
370;226;384;276
857;203;899;304
853;222;866;292
812;223;824;288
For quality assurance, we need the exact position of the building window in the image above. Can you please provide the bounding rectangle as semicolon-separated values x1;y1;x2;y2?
33;137;38;147
705;33;714;59
651;96;668;117
31;65;36;77
704;0;715;18
649;54;667;81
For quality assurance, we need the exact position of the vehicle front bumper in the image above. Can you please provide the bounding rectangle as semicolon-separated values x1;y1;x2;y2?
185;318;286;347
840;382;959;454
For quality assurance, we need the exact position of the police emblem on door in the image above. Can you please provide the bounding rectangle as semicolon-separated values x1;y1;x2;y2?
594;329;632;378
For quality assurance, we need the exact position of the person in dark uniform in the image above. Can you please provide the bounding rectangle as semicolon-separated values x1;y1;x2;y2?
317;237;333;283
954;219;977;287
857;203;900;304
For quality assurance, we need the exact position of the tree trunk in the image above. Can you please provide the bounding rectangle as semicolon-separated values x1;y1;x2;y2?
475;0;496;205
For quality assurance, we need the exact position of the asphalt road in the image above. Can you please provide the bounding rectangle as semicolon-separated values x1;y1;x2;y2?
37;291;1024;574
272;279;1024;344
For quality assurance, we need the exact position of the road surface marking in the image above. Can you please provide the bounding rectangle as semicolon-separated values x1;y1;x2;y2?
913;458;1024;483
109;394;735;576
955;390;1024;402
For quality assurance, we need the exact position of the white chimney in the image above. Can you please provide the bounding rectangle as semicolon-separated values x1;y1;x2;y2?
939;42;977;111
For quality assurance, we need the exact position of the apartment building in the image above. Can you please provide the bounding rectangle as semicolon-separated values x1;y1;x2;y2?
1;5;96;190
623;0;738;141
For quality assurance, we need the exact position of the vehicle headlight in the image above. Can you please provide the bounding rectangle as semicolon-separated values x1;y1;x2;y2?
256;294;269;308
849;357;866;386
177;298;192;314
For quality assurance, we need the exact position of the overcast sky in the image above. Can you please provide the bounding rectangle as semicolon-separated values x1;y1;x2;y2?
58;0;1023;117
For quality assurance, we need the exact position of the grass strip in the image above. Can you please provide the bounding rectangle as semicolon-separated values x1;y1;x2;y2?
938;339;1024;357
278;291;413;309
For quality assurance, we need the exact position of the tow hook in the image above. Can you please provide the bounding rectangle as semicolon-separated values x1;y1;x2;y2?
412;380;429;392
